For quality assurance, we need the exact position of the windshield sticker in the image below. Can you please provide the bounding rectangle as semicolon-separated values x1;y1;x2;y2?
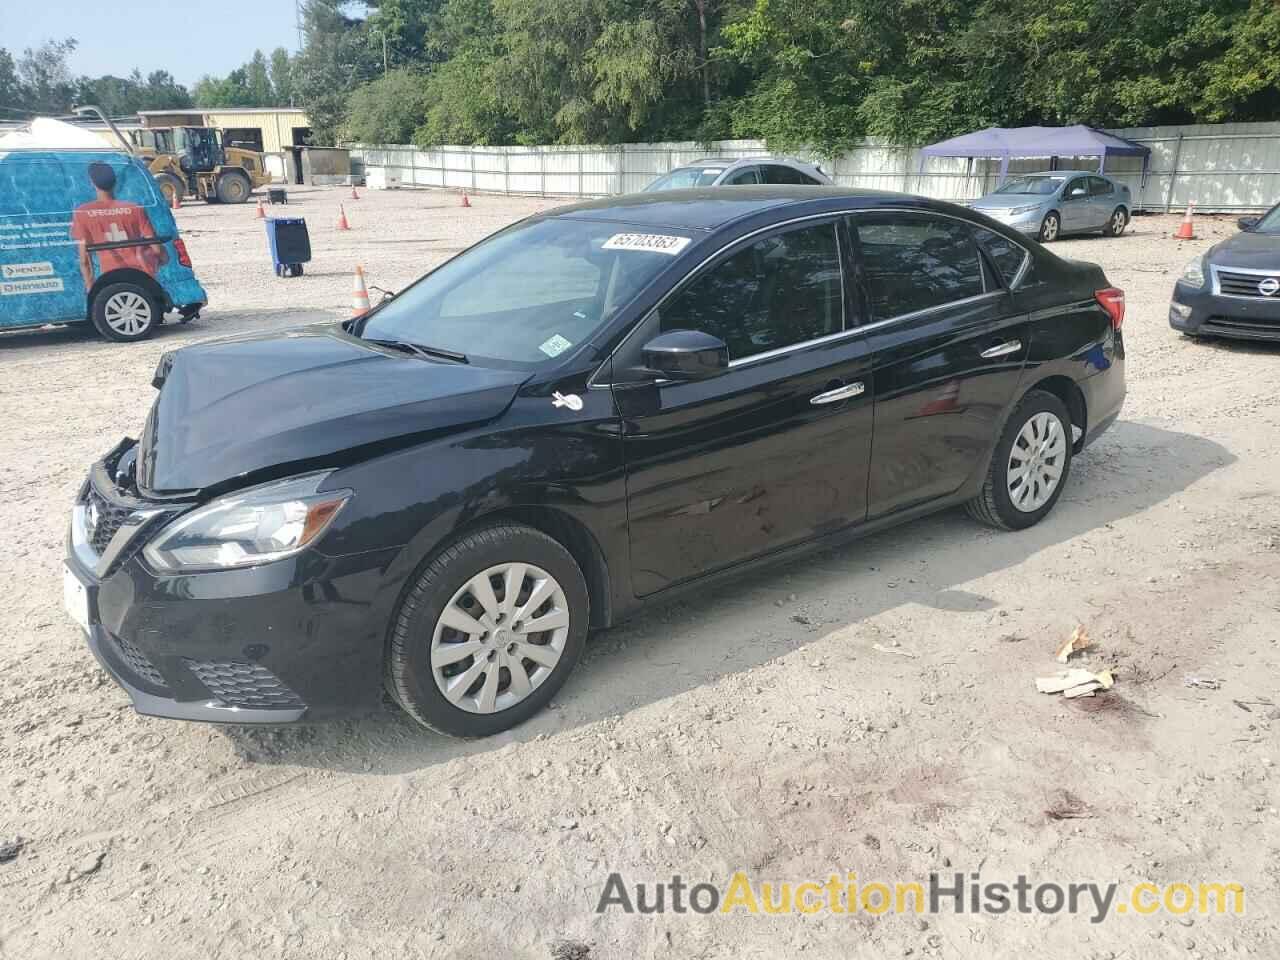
602;233;692;256
540;334;574;357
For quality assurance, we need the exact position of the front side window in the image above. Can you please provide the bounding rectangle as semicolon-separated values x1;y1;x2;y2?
853;213;984;319
1063;178;1089;200
362;218;683;368
657;222;844;361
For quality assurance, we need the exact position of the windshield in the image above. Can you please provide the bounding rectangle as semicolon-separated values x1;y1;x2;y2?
994;176;1063;196
360;218;689;367
644;167;725;192
1253;204;1280;233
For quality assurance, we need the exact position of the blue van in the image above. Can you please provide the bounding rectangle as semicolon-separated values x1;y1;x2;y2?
0;149;207;342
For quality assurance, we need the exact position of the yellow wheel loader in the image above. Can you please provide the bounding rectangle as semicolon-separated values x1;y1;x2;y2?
129;127;272;205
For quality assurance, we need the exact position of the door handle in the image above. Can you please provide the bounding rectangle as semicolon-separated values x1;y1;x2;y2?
980;340;1022;359
810;382;865;405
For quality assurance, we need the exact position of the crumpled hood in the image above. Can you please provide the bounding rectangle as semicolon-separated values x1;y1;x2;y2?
138;326;528;494
1206;230;1280;270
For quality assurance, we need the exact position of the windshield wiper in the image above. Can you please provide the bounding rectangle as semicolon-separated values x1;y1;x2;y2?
365;338;469;364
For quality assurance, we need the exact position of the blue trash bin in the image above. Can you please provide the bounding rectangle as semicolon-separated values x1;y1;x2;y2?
264;217;311;278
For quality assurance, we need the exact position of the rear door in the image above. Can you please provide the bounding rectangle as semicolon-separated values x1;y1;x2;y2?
1088;176;1115;228
849;211;1030;517
613;218;875;596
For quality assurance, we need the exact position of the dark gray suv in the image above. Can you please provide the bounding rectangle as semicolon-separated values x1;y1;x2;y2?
643;157;831;192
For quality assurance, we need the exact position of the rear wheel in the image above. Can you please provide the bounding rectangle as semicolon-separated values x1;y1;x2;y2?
1038;211;1061;242
1103;206;1128;237
90;283;160;342
386;523;589;737
966;390;1073;530
215;170;251;204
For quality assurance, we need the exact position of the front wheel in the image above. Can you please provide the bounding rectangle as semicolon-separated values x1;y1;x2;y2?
91;283;160;342
1103;206;1129;237
966;390;1073;530
386;523;589;737
1038;211;1061;243
215;170;251;204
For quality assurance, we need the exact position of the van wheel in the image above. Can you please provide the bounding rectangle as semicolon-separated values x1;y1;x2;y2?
91;283;159;342
216;171;251;204
386;523;588;737
966;390;1073;530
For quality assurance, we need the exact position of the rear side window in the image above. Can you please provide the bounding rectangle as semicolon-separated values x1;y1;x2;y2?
852;213;984;319
1088;177;1112;196
973;227;1030;288
659;222;843;360
760;164;806;185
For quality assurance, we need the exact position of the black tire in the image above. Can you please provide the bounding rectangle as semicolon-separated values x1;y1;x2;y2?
386;523;589;737
90;282;160;343
966;389;1073;531
155;173;185;206
1103;206;1128;237
215;170;251;204
1038;211;1061;243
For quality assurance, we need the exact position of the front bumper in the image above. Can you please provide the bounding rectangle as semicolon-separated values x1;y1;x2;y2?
1169;279;1280;341
65;443;400;724
972;206;1043;235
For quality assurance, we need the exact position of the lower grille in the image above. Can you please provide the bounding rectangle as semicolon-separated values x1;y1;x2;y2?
109;632;167;688
1198;317;1280;340
184;659;305;709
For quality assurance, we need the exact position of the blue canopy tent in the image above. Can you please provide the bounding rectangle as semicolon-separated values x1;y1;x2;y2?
919;125;1150;184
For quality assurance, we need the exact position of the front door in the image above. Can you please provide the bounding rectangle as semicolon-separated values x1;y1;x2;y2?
1059;177;1092;233
848;211;1030;517
613;219;874;596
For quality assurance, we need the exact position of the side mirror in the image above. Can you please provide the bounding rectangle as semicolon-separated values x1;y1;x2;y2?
641;330;729;381
1238;216;1258;231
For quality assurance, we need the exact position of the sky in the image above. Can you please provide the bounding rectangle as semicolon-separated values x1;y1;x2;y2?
4;0;302;87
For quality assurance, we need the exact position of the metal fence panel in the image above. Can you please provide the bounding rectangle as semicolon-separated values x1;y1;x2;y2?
349;124;1280;212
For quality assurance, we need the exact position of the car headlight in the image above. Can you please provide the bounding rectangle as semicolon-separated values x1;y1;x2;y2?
1007;204;1040;216
143;473;351;572
1180;255;1206;287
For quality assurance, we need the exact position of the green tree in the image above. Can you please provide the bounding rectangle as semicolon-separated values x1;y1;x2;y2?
16;38;78;114
246;49;274;105
269;47;295;106
293;0;381;143
343;68;429;142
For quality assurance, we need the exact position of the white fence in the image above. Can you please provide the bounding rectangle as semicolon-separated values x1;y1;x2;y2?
349;122;1280;213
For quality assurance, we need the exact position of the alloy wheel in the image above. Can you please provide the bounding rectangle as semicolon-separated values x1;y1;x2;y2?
103;291;153;337
1111;210;1126;235
1042;215;1059;242
1006;411;1066;512
429;562;570;714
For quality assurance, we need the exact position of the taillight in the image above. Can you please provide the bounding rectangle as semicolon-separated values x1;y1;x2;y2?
173;237;192;268
1095;287;1124;330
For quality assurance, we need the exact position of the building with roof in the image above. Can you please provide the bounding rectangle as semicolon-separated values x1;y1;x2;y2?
138;108;311;154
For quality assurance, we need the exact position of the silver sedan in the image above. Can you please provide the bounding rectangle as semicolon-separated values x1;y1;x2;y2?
970;172;1132;242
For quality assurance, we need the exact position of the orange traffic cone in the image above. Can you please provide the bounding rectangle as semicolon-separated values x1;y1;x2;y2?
460;192;471;208
255;198;266;219
337;203;351;231
350;184;360;200
1175;201;1196;240
170;190;181;211
352;265;371;316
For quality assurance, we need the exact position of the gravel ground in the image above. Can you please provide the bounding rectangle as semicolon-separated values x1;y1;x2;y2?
1;188;1277;959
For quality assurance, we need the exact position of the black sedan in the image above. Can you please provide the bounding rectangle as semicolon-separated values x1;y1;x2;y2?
64;187;1126;737
1170;202;1280;341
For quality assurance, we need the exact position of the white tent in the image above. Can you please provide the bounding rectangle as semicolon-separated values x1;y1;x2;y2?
0;117;115;150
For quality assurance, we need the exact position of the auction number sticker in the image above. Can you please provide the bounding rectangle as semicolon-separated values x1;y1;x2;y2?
602;233;692;256
540;334;574;357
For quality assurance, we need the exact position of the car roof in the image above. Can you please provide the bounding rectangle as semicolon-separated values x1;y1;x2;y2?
550;185;922;232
